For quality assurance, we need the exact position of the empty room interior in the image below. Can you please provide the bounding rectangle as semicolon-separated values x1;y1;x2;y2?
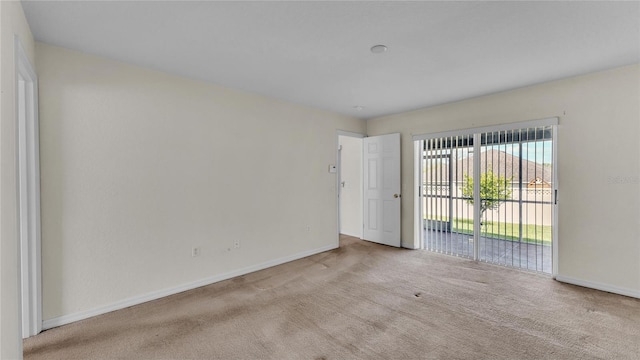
2;1;640;359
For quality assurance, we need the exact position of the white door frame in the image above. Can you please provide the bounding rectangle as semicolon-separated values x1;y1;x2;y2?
16;35;42;338
336;130;365;247
413;141;423;249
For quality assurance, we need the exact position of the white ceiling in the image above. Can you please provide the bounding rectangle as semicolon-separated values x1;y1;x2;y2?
21;1;640;119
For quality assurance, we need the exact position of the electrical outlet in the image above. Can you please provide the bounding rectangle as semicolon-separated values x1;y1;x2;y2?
234;240;240;249
191;247;200;257
306;225;311;232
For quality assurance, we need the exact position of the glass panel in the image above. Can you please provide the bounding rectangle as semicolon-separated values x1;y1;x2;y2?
477;126;553;273
423;135;475;259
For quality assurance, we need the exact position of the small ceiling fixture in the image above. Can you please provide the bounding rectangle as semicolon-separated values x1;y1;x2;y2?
370;44;388;54
353;106;364;111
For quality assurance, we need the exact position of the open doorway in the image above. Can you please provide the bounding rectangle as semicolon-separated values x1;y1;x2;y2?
338;132;364;239
337;131;402;248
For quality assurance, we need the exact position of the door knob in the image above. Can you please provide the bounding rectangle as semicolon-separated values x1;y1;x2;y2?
394;194;401;198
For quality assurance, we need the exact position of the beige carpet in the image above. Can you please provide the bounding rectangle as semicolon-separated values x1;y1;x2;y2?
24;235;640;359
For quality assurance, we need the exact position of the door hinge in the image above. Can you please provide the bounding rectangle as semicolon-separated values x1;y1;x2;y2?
554;189;558;205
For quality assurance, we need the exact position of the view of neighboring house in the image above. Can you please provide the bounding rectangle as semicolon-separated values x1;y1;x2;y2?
423;148;554;228
425;149;553;187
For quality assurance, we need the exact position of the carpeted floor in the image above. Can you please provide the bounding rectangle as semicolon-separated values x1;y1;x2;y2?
24;235;640;359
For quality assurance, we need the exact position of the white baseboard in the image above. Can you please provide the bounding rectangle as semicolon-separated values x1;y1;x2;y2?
339;231;362;238
401;242;419;250
42;243;337;330
555;275;640;299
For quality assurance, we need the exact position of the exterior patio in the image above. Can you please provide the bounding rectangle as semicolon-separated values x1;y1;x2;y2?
423;229;552;273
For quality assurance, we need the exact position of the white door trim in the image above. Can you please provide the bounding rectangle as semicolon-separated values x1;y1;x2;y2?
552;125;559;277
16;35;42;338
413;141;422;250
337;130;366;139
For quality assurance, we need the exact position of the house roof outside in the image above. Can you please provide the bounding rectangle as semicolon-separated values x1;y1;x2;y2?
528;177;552;188
425;149;552;184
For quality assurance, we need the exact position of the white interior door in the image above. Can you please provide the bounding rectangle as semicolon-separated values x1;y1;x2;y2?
363;133;401;247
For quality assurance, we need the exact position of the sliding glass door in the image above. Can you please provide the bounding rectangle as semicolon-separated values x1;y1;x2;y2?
422;135;475;258
418;121;557;274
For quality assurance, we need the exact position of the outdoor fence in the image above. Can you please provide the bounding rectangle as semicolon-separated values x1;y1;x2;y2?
422;183;553;226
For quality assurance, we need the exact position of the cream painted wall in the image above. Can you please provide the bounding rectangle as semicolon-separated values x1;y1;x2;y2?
367;64;640;294
35;43;365;321
0;1;35;358
338;135;362;238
